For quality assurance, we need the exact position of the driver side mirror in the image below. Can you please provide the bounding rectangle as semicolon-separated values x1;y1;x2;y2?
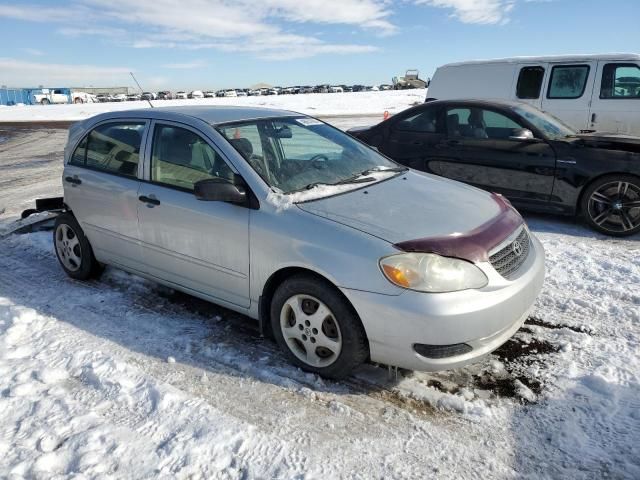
509;128;536;141
194;177;246;204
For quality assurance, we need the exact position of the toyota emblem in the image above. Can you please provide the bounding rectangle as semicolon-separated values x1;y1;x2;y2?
512;240;523;256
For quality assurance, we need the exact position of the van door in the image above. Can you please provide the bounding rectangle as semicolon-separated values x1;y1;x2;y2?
588;61;640;135
513;63;549;110
541;62;597;131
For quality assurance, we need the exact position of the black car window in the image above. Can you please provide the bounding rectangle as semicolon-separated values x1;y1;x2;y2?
81;122;145;177
547;65;590;99
600;63;640;99
394;108;438;133
151;124;234;191
516;66;545;99
446;108;524;140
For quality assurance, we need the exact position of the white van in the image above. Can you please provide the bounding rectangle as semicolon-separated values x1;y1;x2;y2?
427;54;640;135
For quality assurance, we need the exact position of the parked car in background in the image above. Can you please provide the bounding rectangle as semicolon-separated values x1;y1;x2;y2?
174;91;187;99
379;84;394;91
140;92;156;101
157;91;173;100
349;99;640;236
33;89;94;105
236;90;248;97
188;90;204;99
127;93;141;101
314;85;329;93
393;69;429;90
248;89;262;96
329;86;344;93
112;93;127;102
224;90;238;98
95;94;111;103
57;106;544;379
203;91;216;98
427;54;640;135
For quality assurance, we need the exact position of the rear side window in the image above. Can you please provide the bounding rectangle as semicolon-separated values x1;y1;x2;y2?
600;63;640;99
547;65;590;99
394;108;439;133
516;66;545;99
77;122;145;177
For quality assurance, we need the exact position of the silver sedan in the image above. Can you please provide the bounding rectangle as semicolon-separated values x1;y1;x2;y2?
55;106;545;379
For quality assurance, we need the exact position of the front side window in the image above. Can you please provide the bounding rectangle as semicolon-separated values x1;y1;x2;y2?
512;104;575;139
446;108;523;139
151;125;234;191
80;122;145;177
600;63;640;99
218;117;400;194
394;108;438;133
547;65;590;99
516;66;545;99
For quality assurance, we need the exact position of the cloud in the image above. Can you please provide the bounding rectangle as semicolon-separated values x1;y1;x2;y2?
162;60;207;69
21;48;44;56
413;0;515;25
0;4;73;22
0;58;131;86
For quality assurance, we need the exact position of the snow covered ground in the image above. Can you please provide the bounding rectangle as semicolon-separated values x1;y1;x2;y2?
0;89;426;123
0;123;639;478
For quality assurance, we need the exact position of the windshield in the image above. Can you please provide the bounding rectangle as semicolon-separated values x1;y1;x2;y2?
512;104;576;139
217;117;402;194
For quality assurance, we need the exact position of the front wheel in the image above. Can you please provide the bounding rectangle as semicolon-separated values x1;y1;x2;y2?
581;174;640;236
40;98;50;105
271;274;368;379
53;213;103;279
74;97;83;104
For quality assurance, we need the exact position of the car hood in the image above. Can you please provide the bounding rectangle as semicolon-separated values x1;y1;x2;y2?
296;171;521;259
575;132;640;152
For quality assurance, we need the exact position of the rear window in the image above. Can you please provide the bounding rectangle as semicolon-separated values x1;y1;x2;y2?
516;66;545;99
72;122;145;178
600;63;640;99
547;65;590;99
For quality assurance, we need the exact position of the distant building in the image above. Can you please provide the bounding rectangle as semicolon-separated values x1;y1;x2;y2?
71;86;130;95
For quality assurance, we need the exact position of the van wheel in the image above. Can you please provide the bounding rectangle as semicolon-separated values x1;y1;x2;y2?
53;213;103;280
40;98;50;105
581;174;640;236
271;274;368;379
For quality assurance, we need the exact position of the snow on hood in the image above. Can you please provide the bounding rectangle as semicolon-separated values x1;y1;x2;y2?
295;170;504;244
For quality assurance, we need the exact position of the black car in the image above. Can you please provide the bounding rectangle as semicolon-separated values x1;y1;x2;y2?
349;99;640;236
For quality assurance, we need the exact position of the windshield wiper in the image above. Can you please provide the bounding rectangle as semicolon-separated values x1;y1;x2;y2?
297;166;408;192
360;166;408;175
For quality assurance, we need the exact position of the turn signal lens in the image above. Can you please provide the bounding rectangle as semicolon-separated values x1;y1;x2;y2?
379;253;488;293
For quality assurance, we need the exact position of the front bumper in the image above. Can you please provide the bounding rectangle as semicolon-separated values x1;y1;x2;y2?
341;234;545;371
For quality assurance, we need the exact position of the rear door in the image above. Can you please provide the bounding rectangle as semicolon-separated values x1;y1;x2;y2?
434;105;556;204
63;120;148;270
377;104;445;173
541;62;597;131
589;61;640;135
137;120;250;308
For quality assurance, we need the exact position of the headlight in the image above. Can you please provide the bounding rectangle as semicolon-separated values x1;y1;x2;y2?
379;253;488;293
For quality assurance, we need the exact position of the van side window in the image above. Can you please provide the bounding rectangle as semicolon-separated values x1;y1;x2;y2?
85;122;145;177
547;65;590;99
516;67;545;99
600;63;640;99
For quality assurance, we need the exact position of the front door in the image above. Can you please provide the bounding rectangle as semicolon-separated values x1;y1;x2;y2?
137;121;250;308
433;105;556;205
589;61;640;135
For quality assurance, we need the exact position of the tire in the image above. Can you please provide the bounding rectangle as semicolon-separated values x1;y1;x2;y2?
53;213;103;280
40;99;50;105
581;174;640;236
270;274;369;379
74;97;83;104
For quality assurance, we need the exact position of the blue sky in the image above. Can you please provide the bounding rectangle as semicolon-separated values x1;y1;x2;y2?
0;0;638;90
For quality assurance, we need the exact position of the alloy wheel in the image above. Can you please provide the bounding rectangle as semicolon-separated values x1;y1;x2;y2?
55;223;83;272
280;294;342;368
588;181;640;233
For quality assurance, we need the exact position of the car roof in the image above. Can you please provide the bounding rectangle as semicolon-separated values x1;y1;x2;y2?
83;105;300;126
440;53;640;68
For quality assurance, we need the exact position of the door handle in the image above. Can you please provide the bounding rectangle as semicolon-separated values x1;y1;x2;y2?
435;139;459;149
138;195;160;206
64;176;81;185
591;113;597;123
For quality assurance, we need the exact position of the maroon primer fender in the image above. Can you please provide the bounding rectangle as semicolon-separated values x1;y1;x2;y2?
394;194;524;263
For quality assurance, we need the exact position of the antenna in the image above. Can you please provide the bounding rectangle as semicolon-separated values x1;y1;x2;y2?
130;71;154;108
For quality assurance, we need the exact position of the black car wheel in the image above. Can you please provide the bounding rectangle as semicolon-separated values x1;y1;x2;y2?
582;175;640;236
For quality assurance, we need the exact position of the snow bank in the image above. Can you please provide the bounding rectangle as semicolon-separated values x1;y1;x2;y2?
0;89;426;123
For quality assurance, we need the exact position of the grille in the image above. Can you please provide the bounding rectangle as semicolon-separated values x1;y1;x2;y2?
489;227;530;279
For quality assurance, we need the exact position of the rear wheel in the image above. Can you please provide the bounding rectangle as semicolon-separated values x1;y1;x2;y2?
581;174;640;236
40;98;50;105
74;97;83;104
53;213;103;279
271;274;368;379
